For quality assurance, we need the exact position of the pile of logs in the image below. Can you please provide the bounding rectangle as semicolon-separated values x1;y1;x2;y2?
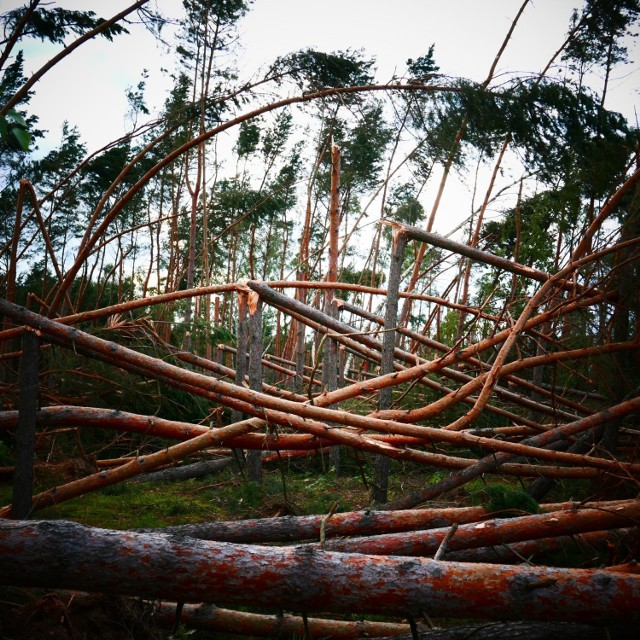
1;169;640;636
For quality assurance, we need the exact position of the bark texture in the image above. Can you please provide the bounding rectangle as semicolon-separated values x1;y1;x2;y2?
1;519;639;624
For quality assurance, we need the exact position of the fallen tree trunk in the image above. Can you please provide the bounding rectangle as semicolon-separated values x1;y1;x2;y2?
0;301;634;481
154;602;409;639
141;501;594;543
383;621;637;640
316;500;640;556
128;457;233;484
445;528;629;564
1;519;639;623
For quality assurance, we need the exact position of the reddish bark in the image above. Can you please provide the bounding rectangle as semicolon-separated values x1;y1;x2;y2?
154;602;409;638
0;302;616;483
317;500;640;556
1;519;639;623
142;500;592;543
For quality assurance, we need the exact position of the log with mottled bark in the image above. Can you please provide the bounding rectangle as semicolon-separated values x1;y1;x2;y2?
1;519;639;623
154;602;409;638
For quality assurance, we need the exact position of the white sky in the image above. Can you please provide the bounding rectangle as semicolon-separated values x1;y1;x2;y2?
4;0;640;237
10;1;639;148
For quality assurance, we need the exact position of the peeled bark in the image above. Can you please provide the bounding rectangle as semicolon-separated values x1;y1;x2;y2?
1;519;639;624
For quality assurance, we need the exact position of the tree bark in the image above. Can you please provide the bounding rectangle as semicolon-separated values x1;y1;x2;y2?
154;602;409;639
314;499;640;556
1;520;639;623
372;229;407;504
246;291;263;482
129;457;232;484
139;500;603;544
11;330;39;519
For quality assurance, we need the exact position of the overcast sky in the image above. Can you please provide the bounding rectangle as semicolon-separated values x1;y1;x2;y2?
4;1;640;237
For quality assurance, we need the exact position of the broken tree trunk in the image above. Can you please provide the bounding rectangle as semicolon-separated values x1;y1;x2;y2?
324;142;342;474
0;418;256;518
372;228;407;504
246;290;263;482
128;457;233;484
1;519;639;623
11;329;39;518
385;394;640;510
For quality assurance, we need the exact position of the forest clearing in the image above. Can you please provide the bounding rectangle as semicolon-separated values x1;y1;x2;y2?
1;1;640;638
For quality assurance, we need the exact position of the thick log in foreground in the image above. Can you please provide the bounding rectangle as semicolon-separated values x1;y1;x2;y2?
1;520;639;624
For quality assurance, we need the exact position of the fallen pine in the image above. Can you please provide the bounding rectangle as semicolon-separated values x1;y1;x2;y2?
382;620;637;640
141;501;601;544
316;499;640;556
445;528;629;564
153;602;410;638
0;418;256;518
127;457;233;483
1;519;639;624
1;302;634;482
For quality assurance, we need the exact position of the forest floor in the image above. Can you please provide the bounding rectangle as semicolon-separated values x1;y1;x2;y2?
0;453;597;639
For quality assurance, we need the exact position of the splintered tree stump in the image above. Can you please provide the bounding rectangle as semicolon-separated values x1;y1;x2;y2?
1;519;639;624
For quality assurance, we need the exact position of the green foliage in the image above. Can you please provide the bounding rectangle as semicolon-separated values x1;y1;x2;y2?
336;265;384;300
467;481;540;515
406;45;440;80
0;6;129;45
0;53;42;157
271;48;374;91
386;183;425;226
0;108;30;150
0;441;12;466
235;119;261;156
438;311;460;346
562;0;640;69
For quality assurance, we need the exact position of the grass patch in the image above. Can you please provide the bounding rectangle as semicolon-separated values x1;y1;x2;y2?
466;479;539;515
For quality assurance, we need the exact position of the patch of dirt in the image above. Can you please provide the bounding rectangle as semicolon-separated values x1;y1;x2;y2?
0;591;163;640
